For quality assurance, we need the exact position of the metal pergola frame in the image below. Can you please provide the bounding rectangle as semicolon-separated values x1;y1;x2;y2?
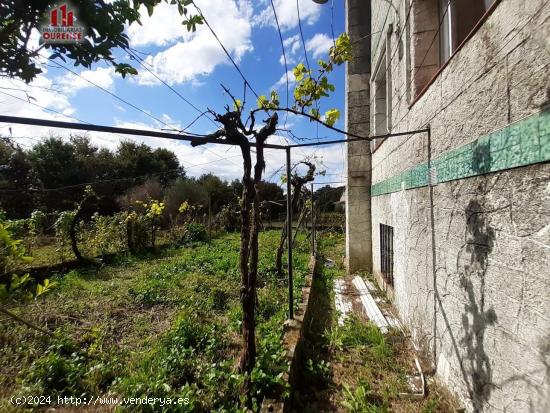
0;115;430;319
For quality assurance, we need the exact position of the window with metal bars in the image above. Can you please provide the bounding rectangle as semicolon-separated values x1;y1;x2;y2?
380;224;394;287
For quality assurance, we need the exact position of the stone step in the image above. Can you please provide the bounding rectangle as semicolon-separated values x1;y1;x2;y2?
352;275;390;333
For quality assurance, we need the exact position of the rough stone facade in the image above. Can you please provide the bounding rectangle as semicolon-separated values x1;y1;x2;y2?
345;0;372;273
345;0;550;411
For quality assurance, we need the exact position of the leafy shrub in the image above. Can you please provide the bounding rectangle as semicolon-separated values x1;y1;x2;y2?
86;213;126;257
214;205;241;232
0;218;53;300
125;211;150;250
29;210;47;235
6;218;29;239
54;211;76;261
181;222;207;244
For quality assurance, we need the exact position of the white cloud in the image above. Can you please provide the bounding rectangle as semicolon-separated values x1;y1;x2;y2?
129;0;254;86
306;33;332;58
56;66;115;94
0;69;76;144
278;32;331;67
255;0;322;31
107;119;247;180
283;34;300;48
0;83;344;182
279;34;301;65
273;70;296;89
127;3;193;47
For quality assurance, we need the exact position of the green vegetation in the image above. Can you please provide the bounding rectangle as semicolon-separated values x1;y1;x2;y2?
0;230;311;412
0;137;286;224
293;232;458;413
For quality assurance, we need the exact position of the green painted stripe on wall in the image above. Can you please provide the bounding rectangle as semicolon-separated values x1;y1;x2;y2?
371;110;550;197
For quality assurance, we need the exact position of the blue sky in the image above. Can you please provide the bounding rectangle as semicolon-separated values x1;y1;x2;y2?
0;0;347;185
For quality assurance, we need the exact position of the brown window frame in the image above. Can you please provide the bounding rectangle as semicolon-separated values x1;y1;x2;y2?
410;0;501;107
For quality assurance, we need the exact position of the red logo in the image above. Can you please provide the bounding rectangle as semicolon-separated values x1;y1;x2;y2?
41;3;84;44
50;4;74;27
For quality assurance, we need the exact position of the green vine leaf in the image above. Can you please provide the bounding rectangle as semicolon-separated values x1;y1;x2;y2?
324;109;340;127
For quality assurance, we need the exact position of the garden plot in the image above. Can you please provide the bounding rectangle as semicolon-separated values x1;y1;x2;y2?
0;231;311;412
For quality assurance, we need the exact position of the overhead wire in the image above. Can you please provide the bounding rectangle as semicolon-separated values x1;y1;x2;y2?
0;88;172;146
0;89;91;126
191;1;261;101
47;60;181;132
270;0;290;128
125;48;218;128
295;0;321;143
0;167;183;193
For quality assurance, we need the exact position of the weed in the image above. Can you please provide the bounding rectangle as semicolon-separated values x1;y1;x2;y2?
181;222;207;244
342;381;387;413
209;287;229;312
323;325;344;352
305;358;331;382
422;395;441;413
4;230;317;411
18;333;117;398
338;317;393;361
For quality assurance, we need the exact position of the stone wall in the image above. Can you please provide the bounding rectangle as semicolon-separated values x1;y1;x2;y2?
361;0;550;411
260;255;321;413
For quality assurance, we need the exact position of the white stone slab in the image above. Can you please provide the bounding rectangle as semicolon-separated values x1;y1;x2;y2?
333;278;352;326
352;276;389;333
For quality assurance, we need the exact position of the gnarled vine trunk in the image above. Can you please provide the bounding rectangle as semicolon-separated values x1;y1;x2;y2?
275;162;315;275
197;109;278;396
69;191;97;262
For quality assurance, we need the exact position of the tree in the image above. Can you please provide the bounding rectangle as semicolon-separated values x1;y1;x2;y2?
257;181;284;222
191;98;278;385
0;137;184;217
0;140;34;218
163;177;208;220
0;0;203;82
194;31;352;386
315;185;345;212
197;173;233;214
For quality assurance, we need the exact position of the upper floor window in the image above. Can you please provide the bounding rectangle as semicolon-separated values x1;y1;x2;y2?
372;27;393;152
412;0;497;99
439;0;495;64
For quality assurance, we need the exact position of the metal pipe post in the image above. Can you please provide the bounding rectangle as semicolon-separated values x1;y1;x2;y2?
310;183;315;255
286;147;294;319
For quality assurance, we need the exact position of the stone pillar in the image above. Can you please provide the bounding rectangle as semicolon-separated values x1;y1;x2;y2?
345;0;372;273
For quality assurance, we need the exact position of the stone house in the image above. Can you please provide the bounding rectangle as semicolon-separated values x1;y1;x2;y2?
344;0;549;411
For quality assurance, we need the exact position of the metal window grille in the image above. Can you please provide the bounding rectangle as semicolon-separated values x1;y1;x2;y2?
380;224;394;287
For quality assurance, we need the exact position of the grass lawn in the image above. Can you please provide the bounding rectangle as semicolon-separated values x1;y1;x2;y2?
0;230;312;412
